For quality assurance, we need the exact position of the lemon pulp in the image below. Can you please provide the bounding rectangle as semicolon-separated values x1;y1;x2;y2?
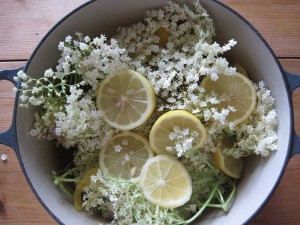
96;69;155;130
214;137;243;179
139;154;192;208
74;167;99;211
201;72;256;125
99;132;154;180
149;110;207;156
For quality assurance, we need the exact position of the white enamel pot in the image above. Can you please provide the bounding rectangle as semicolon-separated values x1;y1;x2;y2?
0;0;299;224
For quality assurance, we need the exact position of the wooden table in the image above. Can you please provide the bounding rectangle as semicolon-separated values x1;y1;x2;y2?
0;0;299;224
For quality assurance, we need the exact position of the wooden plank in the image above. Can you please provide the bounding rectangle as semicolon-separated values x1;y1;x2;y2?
0;0;86;61
0;61;55;224
280;59;300;136
0;0;299;60
0;62;25;132
223;0;300;58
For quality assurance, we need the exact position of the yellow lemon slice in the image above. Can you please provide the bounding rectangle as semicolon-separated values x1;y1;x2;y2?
200;72;256;125
154;27;171;48
149;110;207;156
99;132;154;180
139;154;192;208
233;62;249;77
96;69;156;130
214;137;243;179
74;167;99;211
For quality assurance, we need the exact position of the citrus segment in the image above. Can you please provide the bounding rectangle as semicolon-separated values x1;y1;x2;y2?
99;132;154;180
154;27;171;48
200;72;256;125
149;110;207;156
96;69;155;130
74;167;99;211
233;62;249;77
139;154;192;208
214;138;243;179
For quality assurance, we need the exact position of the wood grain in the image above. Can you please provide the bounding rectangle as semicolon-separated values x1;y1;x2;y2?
0;1;300;225
223;0;300;58
0;0;86;61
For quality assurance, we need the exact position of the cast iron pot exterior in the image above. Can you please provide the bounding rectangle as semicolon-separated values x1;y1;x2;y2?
0;0;300;224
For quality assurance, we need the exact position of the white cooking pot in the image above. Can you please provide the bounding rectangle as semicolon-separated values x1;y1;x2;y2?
0;0;299;224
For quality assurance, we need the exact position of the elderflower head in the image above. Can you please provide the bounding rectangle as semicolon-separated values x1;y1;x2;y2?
166;126;199;157
83;171;187;225
116;1;236;113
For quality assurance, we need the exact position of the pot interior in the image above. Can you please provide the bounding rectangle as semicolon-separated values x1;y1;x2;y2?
16;0;292;224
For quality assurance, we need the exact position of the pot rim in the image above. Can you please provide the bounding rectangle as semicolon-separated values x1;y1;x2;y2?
15;0;294;224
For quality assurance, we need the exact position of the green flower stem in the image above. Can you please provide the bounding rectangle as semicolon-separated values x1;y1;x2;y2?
156;94;169;104
55;166;79;178
217;189;225;205
58;182;74;199
54;177;79;184
196;182;236;213
53;167;81;199
184;183;218;224
222;182;236;212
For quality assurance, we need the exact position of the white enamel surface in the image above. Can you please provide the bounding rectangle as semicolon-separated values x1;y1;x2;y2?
16;0;292;225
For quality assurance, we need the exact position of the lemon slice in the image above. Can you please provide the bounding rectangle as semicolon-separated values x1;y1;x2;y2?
139;154;192;208
99;132;154;180
214;137;243;179
201;72;256;125
154;27;171;48
96;69;156;130
233;62;249;77
74;167;99;211
149;110;207;156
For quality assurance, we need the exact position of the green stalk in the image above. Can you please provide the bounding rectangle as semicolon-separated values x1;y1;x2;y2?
58;183;74;199
198;152;218;174
217;189;225;205
54;177;79;184
222;183;236;212
184;184;218;224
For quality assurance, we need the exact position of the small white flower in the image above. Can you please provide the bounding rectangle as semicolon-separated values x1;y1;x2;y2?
114;145;122;152
58;41;65;50
44;69;54;77
84;36;91;43
189;204;197;212
1;154;7;161
79;42;89;51
64;36;72;43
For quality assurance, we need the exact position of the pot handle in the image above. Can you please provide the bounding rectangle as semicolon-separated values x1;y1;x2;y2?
0;68;22;152
286;72;300;156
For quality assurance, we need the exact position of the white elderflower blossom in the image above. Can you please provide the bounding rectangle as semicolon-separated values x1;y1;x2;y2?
116;2;237;116
1;154;7;161
114;145;122;152
223;81;278;158
166;126;199;157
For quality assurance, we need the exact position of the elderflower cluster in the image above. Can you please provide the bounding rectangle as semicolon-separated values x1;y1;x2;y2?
116;1;237;112
166;126;199;157
58;34;131;90
224;81;278;158
83;171;186;225
15;33;129;173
